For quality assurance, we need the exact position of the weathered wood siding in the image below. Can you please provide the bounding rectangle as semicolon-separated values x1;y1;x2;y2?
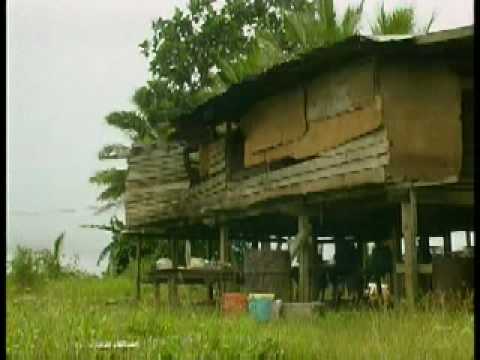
184;129;388;215
125;143;189;226
125;59;468;226
199;138;226;178
380;63;462;183
239;60;382;167
241;87;306;167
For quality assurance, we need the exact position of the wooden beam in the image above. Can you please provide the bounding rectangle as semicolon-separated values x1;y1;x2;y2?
416;190;473;207
401;188;418;307
395;263;432;274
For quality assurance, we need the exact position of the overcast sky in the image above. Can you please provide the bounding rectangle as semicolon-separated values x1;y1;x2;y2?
7;0;473;274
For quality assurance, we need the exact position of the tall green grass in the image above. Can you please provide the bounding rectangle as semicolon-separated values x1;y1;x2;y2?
7;275;473;359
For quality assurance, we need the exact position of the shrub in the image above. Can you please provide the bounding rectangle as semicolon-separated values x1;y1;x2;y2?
9;246;43;290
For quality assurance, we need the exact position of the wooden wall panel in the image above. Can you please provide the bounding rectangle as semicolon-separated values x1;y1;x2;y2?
242;59;379;168
306;59;375;122
380;63;462;183
241;87;306;167
294;101;382;159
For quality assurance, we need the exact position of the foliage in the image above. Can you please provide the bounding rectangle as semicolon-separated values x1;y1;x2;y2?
90;0;434;256
97;143;130;160
83;216;170;276
8;232;86;290
89;168;127;213
370;2;435;35
9;246;44;290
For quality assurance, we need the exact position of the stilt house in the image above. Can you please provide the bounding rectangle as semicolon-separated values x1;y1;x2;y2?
125;26;474;306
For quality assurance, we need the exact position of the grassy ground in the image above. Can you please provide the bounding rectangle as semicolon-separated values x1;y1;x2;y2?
7;277;474;359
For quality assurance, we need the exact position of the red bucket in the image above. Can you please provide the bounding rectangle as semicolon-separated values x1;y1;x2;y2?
222;293;248;314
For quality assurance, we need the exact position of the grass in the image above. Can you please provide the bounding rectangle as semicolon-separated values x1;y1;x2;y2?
7;276;474;359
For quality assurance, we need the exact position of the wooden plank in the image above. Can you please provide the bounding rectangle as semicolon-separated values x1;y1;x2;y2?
401;188;418;307
381;62;462;183
395;263;432;274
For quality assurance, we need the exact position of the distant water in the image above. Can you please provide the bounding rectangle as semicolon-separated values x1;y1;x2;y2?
7;207;119;275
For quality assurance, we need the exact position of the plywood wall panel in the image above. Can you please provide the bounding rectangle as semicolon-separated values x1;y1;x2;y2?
241;87;306;167
380;63;462;182
307;59;375;122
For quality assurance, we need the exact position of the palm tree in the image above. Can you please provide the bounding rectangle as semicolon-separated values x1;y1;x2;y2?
371;2;435;35
52;232;65;273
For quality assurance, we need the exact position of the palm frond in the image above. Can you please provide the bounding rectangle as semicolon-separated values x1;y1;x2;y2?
89;168;127;202
371;3;415;35
341;0;364;37
97;242;114;266
53;231;65;263
98;144;130;160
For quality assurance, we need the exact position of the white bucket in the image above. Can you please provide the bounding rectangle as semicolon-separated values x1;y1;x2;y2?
156;258;172;270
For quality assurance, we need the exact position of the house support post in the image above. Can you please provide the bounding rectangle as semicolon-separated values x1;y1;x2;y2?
298;216;313;302
387;224;401;304
220;225;231;264
466;231;472;247
401;189;418;308
444;230;452;256
219;224;231;296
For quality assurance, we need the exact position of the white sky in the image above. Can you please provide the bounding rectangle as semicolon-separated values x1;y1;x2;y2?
6;0;473;274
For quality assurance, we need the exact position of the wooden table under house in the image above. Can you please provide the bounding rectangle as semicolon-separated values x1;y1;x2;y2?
124;27;474;308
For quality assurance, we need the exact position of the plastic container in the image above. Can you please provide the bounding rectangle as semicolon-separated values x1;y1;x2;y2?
272;299;283;320
248;293;275;301
222;293;248;314
248;297;273;323
189;257;206;269
155;258;172;270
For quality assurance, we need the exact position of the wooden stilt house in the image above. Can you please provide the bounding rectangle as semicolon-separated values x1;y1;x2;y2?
125;26;474;306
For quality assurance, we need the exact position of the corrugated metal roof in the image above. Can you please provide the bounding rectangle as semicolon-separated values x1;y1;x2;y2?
173;25;473;140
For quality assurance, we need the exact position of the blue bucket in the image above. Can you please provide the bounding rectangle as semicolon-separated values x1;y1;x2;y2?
248;298;273;323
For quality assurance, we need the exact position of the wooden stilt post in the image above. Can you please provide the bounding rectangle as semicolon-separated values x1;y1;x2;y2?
261;232;270;252
135;237;142;301
185;239;191;268
388;224;401;305
168;235;178;307
219;224;230;296
401;188;418;308
220;224;230;264
443;229;452;256
298;215;312;302
466;231;472;247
